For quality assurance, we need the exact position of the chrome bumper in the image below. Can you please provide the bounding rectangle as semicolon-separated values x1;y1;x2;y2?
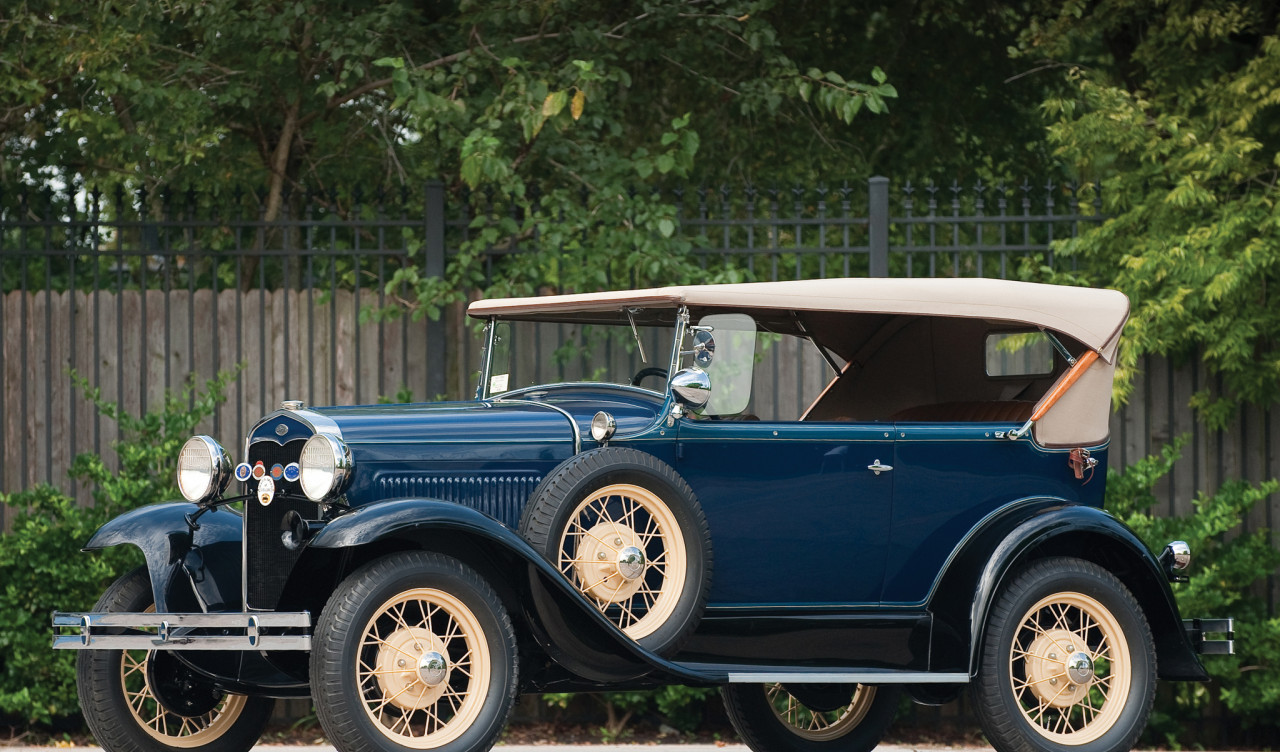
1183;617;1234;655
52;611;311;651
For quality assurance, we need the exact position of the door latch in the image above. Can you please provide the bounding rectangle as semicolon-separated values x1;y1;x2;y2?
868;460;893;476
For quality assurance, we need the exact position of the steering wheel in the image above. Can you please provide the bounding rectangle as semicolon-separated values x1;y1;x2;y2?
630;367;669;387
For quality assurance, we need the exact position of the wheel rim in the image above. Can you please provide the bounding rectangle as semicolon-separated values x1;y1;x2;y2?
119;606;248;748
765;684;877;741
558;483;687;639
355;588;492;749
1008;591;1132;745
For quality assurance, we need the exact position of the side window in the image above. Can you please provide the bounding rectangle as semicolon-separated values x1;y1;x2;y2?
985;331;1054;378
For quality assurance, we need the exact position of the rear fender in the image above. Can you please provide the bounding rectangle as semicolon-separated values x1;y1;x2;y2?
931;503;1205;681
85;502;243;612
307;499;708;685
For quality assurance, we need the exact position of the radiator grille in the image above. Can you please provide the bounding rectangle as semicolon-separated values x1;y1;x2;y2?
376;474;542;529
244;438;316;610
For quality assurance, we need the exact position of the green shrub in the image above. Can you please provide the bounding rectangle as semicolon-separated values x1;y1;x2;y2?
0;371;235;725
1105;437;1280;739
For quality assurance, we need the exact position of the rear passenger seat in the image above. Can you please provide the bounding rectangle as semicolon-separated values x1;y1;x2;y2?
889;400;1034;423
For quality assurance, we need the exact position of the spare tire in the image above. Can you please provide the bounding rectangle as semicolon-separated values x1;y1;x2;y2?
519;447;712;655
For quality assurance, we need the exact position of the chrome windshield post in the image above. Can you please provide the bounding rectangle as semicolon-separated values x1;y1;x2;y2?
477;317;497;400
669;308;690;389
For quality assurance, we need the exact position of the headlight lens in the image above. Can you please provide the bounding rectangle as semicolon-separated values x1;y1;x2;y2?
299;434;353;502
177;436;232;503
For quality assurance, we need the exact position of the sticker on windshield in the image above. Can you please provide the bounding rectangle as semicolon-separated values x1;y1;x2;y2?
490;373;509;393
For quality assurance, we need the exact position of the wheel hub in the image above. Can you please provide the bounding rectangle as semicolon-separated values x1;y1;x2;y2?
374;626;450;710
573;522;647;602
1023;628;1093;708
143;650;223;717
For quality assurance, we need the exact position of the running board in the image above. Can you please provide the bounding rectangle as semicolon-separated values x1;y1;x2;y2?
52;611;311;651
674;663;968;684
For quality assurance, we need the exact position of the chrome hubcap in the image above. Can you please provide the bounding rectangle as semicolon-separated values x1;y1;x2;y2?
616;546;646;580
1066;651;1094;684
417;651;448;687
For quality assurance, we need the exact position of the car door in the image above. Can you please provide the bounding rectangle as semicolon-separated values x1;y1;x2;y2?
674;418;894;608
881;422;1102;607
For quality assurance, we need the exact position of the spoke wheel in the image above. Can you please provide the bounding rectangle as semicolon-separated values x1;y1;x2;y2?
722;683;900;752
519;447;712;655
355;588;491;748
974;557;1155;752
766;684;878;741
312;552;518;752
558;483;687;639
1009;592;1130;744
120;606;249;748
77;567;273;752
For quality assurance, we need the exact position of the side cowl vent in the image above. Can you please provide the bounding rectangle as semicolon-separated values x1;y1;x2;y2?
376;474;543;529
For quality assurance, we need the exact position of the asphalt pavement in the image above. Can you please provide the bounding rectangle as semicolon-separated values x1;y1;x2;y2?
1;742;1236;752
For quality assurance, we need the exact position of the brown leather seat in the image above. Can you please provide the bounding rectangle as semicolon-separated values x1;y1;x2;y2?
889;400;1034;423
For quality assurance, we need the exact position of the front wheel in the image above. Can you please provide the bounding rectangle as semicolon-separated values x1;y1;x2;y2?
721;683;899;752
311;551;518;752
973;557;1156;752
76;567;274;752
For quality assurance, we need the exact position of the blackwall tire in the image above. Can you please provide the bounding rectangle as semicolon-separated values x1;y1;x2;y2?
310;551;518;752
972;557;1157;752
76;567;274;752
519;447;712;655
721;683;899;752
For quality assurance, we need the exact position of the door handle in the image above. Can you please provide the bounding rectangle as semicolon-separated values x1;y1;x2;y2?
868;460;893;476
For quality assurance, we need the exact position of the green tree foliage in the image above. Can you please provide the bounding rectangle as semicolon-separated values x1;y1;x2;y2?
0;372;234;724
1105;439;1280;732
1018;0;1280;424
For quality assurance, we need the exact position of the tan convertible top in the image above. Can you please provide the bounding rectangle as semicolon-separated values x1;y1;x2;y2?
468;278;1130;362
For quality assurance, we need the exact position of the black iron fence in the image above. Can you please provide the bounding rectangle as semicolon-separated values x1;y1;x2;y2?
0;174;1103;507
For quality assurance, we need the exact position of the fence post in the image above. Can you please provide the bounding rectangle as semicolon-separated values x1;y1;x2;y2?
868;176;889;277
424;181;446;400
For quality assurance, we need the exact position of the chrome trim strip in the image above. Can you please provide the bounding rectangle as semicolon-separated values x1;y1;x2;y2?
724;672;969;684
497;399;581;454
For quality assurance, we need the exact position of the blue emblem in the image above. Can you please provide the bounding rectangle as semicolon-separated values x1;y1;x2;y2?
234;463;252;482
283;463;301;482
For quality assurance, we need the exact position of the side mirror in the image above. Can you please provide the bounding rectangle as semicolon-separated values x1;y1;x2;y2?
690;329;715;367
670;367;711;410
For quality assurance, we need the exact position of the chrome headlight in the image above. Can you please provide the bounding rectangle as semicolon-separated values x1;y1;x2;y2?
299;434;353;502
177;436;233;503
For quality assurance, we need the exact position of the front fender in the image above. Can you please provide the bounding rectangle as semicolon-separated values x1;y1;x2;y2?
86;502;243;612
931;503;1205;681
308;499;711;685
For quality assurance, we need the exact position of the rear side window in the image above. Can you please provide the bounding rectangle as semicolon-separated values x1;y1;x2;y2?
985;331;1054;377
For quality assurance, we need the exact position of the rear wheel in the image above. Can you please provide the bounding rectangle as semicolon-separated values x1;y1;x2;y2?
973;557;1156;752
77;567;273;752
311;551;518;752
721;683;899;752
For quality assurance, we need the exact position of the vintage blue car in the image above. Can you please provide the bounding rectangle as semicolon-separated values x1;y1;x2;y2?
54;278;1231;752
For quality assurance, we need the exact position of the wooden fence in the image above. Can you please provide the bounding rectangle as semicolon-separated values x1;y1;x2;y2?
3;288;1277;617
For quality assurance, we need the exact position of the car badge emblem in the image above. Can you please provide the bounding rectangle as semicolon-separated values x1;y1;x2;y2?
270;463;284;480
275;423;288;436
283;463;300;482
258;477;275;506
251;461;266;480
234;462;252;482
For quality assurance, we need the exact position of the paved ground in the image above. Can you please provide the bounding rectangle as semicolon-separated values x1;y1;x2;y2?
0;739;1251;751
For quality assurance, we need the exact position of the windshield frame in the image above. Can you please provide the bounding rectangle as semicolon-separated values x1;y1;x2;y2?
475;308;688;401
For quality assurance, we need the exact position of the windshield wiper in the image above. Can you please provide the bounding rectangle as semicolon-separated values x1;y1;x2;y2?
626;308;648;363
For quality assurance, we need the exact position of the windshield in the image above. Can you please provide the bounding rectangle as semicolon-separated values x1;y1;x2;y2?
483;318;677;397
